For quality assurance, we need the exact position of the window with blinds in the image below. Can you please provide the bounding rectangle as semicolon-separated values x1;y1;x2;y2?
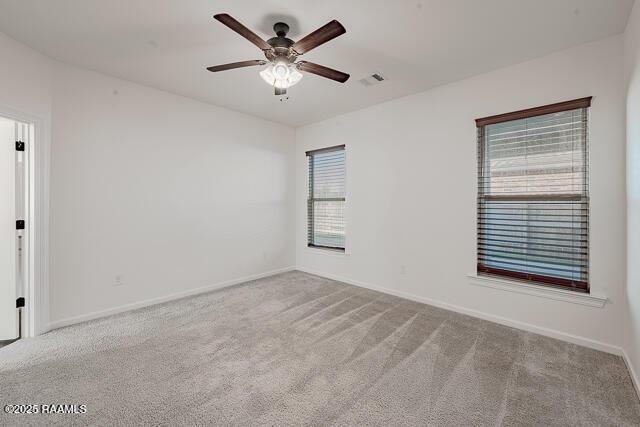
476;97;591;292
307;145;346;251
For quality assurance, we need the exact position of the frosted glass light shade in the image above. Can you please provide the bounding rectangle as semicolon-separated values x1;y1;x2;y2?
260;64;303;89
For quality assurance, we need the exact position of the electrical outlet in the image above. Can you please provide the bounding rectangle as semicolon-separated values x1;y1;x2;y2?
114;274;125;287
400;265;407;275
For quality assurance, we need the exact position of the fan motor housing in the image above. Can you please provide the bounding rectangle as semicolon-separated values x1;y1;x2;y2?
266;23;295;61
266;36;293;49
265;44;294;61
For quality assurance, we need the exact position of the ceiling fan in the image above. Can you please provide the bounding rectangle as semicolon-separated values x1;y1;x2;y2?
207;14;350;97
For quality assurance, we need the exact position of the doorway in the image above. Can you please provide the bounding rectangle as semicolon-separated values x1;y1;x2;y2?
1;116;31;343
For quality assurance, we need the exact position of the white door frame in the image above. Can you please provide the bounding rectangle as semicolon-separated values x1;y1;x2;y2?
0;104;49;337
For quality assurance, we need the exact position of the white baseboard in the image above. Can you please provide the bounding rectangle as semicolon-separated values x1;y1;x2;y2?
621;348;640;400
47;266;295;331
44;264;640;400
295;266;623;356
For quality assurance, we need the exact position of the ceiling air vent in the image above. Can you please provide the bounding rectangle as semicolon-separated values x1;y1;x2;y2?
359;72;387;87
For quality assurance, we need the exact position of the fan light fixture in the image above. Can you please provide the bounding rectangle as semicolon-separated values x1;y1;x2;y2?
207;14;350;96
260;61;303;90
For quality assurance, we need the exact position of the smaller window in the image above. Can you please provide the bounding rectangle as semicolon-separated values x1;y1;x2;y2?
306;145;346;251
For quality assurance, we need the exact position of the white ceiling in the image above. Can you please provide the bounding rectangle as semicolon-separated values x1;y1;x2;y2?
0;0;634;127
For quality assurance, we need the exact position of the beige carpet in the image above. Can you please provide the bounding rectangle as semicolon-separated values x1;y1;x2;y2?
1;271;639;426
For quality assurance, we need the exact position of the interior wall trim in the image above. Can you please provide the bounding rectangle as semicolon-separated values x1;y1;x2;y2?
295;266;622;356
622;348;640;401
47;266;295;331
467;274;607;307
45;264;639;401
0;103;50;338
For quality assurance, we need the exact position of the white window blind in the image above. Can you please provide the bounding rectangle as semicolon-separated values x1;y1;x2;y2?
307;145;346;250
476;97;591;292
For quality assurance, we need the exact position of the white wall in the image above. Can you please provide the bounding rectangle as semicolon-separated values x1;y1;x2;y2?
49;63;295;324
1;31;296;327
296;35;627;352
625;0;640;387
0;33;52;120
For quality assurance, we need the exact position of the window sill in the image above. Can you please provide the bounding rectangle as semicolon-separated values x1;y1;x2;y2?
305;246;350;257
467;274;607;308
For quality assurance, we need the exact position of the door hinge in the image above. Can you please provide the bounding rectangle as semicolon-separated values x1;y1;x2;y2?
16;220;25;230
16;297;25;308
15;141;25;152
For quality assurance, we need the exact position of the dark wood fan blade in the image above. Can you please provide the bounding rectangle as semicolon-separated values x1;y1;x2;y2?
214;13;272;51
292;20;346;55
296;61;350;83
207;60;266;72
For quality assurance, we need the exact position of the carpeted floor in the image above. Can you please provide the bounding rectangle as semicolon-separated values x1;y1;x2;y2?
1;271;639;426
